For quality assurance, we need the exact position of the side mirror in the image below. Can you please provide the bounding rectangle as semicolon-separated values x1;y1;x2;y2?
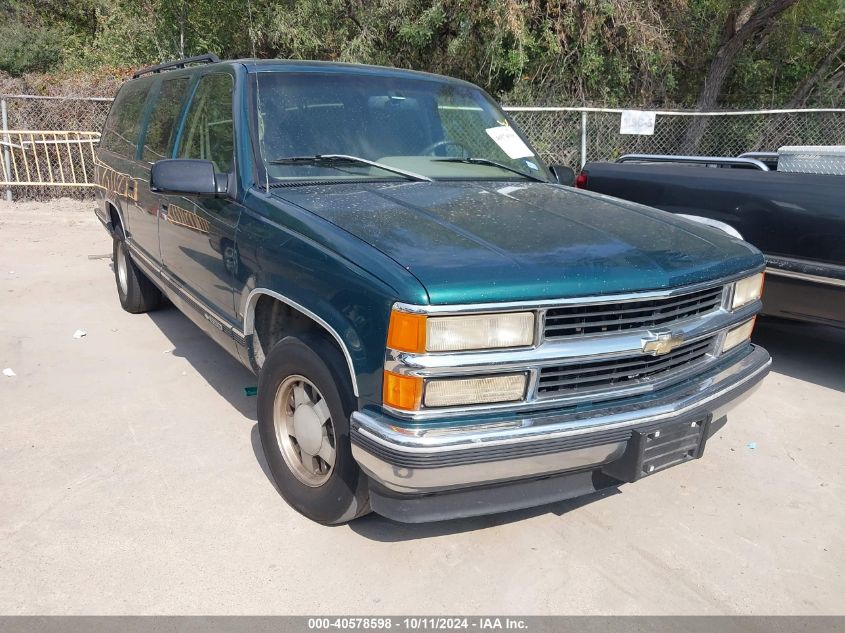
151;159;227;196
549;164;576;186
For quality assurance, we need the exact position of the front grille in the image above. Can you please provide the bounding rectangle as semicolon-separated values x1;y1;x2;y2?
543;286;724;339
537;336;715;397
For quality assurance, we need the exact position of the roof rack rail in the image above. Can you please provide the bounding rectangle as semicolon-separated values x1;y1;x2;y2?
737;151;779;169
132;54;221;79
616;153;770;171
737;151;778;161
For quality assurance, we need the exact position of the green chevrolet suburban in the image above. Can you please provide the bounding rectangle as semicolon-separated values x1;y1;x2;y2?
95;55;771;524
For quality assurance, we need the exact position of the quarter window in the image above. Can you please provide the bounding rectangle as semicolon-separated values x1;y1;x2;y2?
177;74;235;172
143;77;191;162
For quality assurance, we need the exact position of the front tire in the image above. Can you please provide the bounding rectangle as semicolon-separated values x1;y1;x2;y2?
257;335;370;524
112;225;162;314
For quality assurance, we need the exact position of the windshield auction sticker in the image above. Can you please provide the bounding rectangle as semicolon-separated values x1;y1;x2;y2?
485;126;534;159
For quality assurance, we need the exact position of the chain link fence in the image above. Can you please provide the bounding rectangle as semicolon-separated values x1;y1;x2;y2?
3;93;845;199
1;94;113;132
505;107;845;167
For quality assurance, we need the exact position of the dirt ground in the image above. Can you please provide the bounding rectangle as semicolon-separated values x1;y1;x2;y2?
0;199;843;615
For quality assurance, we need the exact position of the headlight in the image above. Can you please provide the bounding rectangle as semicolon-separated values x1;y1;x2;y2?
424;374;527;407
731;272;764;310
426;313;535;351
387;309;535;352
722;317;756;352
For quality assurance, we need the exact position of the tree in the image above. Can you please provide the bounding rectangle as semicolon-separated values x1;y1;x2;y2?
682;0;800;151
1;0;841;110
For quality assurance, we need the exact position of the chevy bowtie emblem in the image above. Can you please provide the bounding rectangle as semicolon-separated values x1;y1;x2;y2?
641;330;685;356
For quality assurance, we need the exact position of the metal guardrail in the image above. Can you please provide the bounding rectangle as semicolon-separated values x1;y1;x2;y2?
0;131;101;190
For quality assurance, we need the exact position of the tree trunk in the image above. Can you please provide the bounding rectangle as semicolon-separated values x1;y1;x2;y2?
178;2;186;58
681;0;800;153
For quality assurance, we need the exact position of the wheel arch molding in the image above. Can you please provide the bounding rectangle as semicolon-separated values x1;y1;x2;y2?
242;288;362;397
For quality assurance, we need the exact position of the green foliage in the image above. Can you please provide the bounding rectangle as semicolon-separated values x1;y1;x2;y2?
1;0;843;106
724;0;845;106
0;5;63;76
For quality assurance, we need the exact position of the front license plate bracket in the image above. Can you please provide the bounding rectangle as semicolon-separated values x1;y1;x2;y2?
601;416;712;483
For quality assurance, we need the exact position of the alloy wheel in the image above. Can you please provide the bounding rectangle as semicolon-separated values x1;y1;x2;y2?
273;375;337;487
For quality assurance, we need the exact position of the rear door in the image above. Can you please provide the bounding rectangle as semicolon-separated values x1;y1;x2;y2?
97;79;155;261
157;71;242;328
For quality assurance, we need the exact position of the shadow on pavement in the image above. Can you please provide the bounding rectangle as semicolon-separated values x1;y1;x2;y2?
347;487;621;542
250;423;282;496
147;306;258;421
753;317;845;393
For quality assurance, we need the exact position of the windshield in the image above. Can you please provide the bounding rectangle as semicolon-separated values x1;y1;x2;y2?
253;71;550;183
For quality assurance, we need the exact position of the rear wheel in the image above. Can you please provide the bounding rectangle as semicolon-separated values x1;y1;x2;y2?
258;335;370;524
112;224;162;314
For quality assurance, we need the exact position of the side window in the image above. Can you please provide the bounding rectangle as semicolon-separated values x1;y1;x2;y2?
142;77;191;162
101;80;150;158
177;74;234;172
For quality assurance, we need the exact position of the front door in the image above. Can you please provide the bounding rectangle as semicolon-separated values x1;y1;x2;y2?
134;74;193;269
157;72;242;328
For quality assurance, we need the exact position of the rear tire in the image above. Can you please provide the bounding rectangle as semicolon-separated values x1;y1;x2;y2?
113;224;162;314
257;335;370;524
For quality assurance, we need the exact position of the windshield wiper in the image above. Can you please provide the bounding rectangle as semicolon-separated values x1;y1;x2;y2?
268;154;432;182
432;157;547;182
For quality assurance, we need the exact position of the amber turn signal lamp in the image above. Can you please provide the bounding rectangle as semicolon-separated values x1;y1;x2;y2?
383;371;423;411
386;310;427;353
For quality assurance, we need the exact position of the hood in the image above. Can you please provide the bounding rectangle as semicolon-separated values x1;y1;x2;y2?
272;181;763;305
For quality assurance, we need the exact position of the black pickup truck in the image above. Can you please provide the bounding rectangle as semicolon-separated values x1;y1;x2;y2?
578;151;845;328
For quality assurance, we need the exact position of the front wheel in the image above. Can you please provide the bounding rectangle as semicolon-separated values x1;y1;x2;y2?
257;335;370;524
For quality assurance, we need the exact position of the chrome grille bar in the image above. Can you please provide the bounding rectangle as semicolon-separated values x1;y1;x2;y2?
537;336;715;396
544;286;723;338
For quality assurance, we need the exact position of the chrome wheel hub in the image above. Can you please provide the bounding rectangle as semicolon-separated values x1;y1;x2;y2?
116;241;129;295
273;375;336;487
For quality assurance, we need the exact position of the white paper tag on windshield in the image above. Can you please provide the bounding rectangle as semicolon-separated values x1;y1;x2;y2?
485;126;534;159
620;110;656;135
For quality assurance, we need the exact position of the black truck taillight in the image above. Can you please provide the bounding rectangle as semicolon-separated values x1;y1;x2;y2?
575;170;589;189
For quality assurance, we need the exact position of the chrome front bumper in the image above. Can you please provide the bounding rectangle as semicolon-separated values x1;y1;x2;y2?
351;345;771;494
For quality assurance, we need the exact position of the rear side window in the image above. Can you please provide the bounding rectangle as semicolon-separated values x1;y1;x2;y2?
177;74;234;172
101;80;150;158
142;77;191;162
